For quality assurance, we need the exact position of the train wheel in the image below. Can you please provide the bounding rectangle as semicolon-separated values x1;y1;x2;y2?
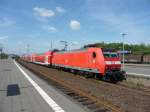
73;70;78;75
110;75;118;83
94;73;100;79
86;73;95;78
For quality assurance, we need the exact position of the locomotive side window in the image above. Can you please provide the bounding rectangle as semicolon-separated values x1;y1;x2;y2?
104;53;109;58
92;52;96;58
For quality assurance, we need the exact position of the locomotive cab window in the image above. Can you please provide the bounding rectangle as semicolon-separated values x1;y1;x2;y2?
103;52;118;58
111;53;118;58
92;52;96;58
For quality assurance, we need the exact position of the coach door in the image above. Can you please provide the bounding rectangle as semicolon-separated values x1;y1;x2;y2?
32;56;35;62
92;52;97;68
45;55;49;64
88;52;97;69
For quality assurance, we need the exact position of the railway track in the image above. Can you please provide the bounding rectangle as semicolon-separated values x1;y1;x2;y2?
18;59;122;112
117;82;150;96
64;74;150;97
88;78;150;97
55;70;150;97
17;59;150;112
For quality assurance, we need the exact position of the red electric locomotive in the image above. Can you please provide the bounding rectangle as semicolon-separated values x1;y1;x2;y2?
52;47;126;82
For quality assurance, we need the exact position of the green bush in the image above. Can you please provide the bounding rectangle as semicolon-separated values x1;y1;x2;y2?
0;53;8;59
84;42;150;54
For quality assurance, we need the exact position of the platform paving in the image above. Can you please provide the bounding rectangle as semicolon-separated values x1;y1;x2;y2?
0;59;87;112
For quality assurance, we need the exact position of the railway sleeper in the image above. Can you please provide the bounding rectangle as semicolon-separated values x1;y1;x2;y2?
58;87;69;91
77;97;89;102
63;91;75;95
82;100;96;106
72;96;86;99
71;95;82;99
54;85;67;89
93;108;110;112
87;104;100;110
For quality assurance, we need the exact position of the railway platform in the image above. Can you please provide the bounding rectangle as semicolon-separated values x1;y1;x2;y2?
0;59;87;112
125;63;150;67
125;64;150;78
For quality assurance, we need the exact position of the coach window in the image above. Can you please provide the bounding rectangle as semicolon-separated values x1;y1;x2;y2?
92;52;96;58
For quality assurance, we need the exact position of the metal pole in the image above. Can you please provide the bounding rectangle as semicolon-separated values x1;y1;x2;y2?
27;44;30;54
123;36;124;69
0;44;3;59
60;41;67;51
0;51;1;59
65;42;67;51
51;40;53;50
122;33;127;70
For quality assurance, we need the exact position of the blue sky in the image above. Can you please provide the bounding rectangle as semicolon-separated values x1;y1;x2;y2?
0;0;150;54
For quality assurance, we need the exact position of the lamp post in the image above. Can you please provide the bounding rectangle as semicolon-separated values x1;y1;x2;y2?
60;41;68;51
26;44;30;54
122;33;127;69
0;44;3;59
50;40;53;50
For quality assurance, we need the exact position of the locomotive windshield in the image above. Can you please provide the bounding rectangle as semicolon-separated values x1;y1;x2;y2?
103;52;118;58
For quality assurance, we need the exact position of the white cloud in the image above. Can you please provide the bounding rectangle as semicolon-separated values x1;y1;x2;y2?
47;27;57;32
33;6;55;18
0;18;15;27
56;7;66;13
17;41;23;45
0;36;8;43
42;26;57;33
70;20;81;30
0;36;8;40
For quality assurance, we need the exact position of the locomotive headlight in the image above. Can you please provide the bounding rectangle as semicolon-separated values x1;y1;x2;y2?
115;61;121;64
105;61;112;65
105;61;121;65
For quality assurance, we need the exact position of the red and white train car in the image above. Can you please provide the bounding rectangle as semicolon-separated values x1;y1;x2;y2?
21;47;126;82
34;51;52;65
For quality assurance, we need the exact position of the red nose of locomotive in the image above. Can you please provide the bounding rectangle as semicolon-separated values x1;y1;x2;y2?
105;58;121;71
102;50;126;82
103;51;121;71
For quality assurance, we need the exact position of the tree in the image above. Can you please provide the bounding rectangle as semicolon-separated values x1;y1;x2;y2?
83;42;150;54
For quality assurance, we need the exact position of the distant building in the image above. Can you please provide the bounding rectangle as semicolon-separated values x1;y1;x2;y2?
117;50;132;54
